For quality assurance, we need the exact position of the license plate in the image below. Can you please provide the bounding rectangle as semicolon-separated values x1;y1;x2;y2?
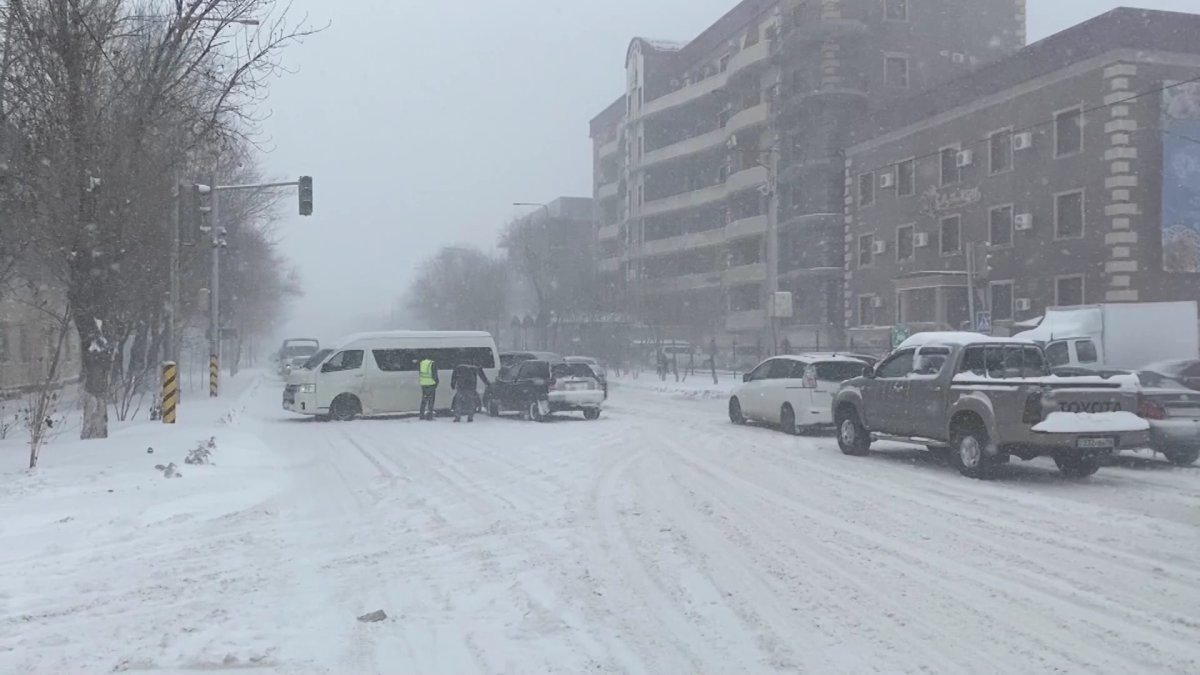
1077;437;1116;449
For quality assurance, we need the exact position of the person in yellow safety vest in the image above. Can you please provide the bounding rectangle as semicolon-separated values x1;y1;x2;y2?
418;357;439;420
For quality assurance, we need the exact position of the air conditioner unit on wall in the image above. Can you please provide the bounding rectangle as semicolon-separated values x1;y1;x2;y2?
956;149;974;168
1013;132;1033;151
913;232;930;247
872;239;887;255
1015;298;1033;312
879;172;895;189
1014;213;1034;231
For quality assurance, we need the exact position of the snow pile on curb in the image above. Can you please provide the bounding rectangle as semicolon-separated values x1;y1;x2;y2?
611;375;735;400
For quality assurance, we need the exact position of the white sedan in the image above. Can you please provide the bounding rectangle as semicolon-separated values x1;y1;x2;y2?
729;354;873;434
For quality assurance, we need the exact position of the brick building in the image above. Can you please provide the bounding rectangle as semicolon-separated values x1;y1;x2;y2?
844;8;1200;349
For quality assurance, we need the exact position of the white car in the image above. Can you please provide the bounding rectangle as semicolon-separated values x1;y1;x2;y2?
729;354;873;434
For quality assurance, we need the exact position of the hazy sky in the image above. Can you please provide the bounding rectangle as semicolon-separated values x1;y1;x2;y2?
261;0;1198;342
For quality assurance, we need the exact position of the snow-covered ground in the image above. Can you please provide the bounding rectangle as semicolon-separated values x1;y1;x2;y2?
2;371;1198;674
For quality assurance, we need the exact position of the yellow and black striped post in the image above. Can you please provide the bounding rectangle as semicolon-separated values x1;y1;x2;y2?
161;361;178;424
209;354;219;398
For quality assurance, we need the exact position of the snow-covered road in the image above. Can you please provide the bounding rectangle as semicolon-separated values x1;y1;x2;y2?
2;373;1198;674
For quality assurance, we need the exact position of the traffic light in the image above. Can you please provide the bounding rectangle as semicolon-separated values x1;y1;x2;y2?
180;182;210;246
298;175;313;216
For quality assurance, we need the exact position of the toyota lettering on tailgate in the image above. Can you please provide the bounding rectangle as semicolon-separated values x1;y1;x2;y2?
1059;401;1123;413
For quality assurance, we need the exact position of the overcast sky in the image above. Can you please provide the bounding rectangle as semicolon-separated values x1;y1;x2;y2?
260;0;1198;342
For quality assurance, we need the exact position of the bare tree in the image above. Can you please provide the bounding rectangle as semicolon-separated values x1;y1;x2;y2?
406;246;505;333
1;0;320;439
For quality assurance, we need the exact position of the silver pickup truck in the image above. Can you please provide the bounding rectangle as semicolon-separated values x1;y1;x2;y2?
832;333;1150;479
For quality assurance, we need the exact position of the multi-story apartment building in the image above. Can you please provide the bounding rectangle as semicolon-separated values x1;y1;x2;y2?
844;8;1200;349
591;0;1025;349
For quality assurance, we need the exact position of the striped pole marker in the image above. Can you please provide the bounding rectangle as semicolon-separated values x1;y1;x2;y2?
161;361;178;424
209;354;219;398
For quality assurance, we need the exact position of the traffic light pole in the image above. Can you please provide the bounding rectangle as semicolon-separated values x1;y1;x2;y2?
205;176;312;397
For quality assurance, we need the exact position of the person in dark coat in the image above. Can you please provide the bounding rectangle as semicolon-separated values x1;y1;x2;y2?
451;363;490;423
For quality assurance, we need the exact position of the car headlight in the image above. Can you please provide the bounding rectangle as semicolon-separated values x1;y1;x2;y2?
299;384;316;394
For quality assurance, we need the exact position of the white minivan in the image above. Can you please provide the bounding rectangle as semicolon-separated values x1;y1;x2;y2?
283;331;499;420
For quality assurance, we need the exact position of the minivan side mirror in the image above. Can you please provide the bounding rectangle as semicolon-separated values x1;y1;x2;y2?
863;368;877;379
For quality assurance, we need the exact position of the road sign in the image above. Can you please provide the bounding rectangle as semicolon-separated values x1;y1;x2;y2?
976;311;993;333
890;325;910;348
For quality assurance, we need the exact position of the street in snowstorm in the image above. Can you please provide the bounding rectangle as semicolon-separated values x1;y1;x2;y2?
2;373;1197;674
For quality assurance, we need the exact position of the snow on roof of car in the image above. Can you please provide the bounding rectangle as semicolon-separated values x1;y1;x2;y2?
773;353;874;364
898;332;1034;350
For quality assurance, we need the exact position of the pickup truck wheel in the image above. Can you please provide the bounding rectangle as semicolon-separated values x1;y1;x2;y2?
1055;452;1102;478
729;398;746;425
1165;446;1200;466
950;426;994;479
836;408;871;456
780;405;798;436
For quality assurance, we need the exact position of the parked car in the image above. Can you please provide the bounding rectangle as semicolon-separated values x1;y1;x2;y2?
499;351;561;369
276;338;320;376
832;333;1149;479
1055;367;1200;466
565;356;607;397
484;359;604;421
729;354;872;434
1142;359;1200;392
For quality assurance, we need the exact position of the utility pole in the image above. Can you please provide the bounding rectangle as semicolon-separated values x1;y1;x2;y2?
208;174;222;396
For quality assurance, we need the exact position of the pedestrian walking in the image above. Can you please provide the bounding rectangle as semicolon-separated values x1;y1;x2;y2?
418;356;438;420
780;336;792;355
451;362;490;423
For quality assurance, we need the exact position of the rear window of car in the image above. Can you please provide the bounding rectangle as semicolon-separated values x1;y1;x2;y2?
812;361;871;382
553;363;595;379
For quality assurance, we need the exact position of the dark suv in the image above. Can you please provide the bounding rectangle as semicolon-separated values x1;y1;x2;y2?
485;360;604;421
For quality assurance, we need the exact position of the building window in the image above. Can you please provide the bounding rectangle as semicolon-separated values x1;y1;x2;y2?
858;234;874;267
858;172;875;207
1055;107;1083;157
885;55;909;88
1055;190;1084;239
940;146;960;186
897;158;915;196
884;0;908;21
1056;275;1085;306
859;295;878;327
896;224;915;262
989;129;1013;174
989;205;1014;248
990;281;1014;322
940;215;961;255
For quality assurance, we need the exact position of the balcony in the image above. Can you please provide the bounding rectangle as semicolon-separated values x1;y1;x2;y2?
727;39;771;78
597;181;619;201
640;182;727;218
726;309;766;333
726;214;768;240
641;39;772;120
723;262;767;285
598;223;620;241
639;227;726;258
648;271;723;294
726;102;769;137
727;164;769;193
776;18;868;56
598;257;621;274
641;127;725;168
598;137;619;158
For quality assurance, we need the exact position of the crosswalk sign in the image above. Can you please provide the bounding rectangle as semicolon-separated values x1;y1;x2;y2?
975;311;992;333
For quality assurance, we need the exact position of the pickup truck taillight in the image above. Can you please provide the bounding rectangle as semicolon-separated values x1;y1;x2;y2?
1138;394;1166;420
1022;392;1044;424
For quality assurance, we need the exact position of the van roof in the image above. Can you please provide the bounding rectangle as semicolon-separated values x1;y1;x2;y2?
337;330;492;342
